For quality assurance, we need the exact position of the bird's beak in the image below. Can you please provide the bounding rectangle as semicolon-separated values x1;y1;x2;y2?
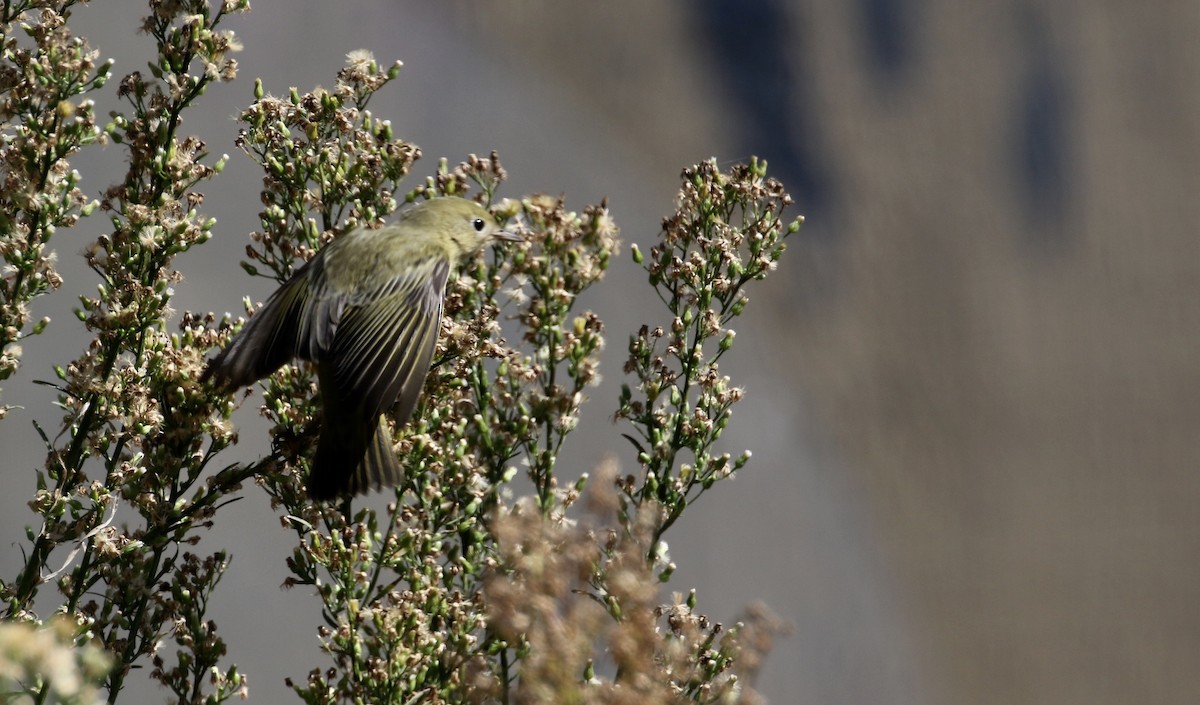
493;229;522;242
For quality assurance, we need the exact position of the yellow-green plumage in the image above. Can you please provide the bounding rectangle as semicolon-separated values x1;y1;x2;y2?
201;197;517;500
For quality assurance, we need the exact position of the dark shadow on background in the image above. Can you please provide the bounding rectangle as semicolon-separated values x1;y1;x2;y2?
692;0;847;309
859;0;918;82
1011;10;1073;241
692;0;831;223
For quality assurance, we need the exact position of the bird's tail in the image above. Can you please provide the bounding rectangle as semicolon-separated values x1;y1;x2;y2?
308;415;404;500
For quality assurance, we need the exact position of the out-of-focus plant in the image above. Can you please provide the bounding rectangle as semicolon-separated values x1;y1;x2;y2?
1;3;800;703
483;459;786;705
0;616;110;704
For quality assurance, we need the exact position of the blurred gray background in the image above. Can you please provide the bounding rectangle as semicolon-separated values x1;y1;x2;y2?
3;1;1199;703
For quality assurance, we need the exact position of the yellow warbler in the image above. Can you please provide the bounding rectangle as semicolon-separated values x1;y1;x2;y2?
202;196;518;500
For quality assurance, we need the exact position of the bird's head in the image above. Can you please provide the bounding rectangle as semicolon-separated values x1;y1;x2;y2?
401;196;520;259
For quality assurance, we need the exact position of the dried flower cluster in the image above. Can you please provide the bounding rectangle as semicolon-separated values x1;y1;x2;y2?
0;2;110;404
237;49;418;281
1;5;800;704
1;2;251;703
617;157;802;544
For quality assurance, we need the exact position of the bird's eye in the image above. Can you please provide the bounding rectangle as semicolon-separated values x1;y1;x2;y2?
472;218;486;233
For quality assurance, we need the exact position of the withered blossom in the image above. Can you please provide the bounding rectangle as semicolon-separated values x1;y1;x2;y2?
3;2;251;703
617;157;802;543
0;4;110;396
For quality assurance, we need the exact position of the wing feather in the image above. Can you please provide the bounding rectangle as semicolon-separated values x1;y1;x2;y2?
328;258;449;426
202;250;350;390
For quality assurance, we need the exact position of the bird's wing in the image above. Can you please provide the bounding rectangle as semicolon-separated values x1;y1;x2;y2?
326;257;450;426
202;252;341;390
203;261;309;390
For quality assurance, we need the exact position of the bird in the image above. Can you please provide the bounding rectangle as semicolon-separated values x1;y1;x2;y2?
201;196;520;500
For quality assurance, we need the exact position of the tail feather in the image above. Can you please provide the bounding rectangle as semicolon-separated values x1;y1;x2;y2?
307;415;404;500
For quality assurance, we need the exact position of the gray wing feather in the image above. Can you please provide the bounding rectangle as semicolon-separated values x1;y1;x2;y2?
202;252;343;390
